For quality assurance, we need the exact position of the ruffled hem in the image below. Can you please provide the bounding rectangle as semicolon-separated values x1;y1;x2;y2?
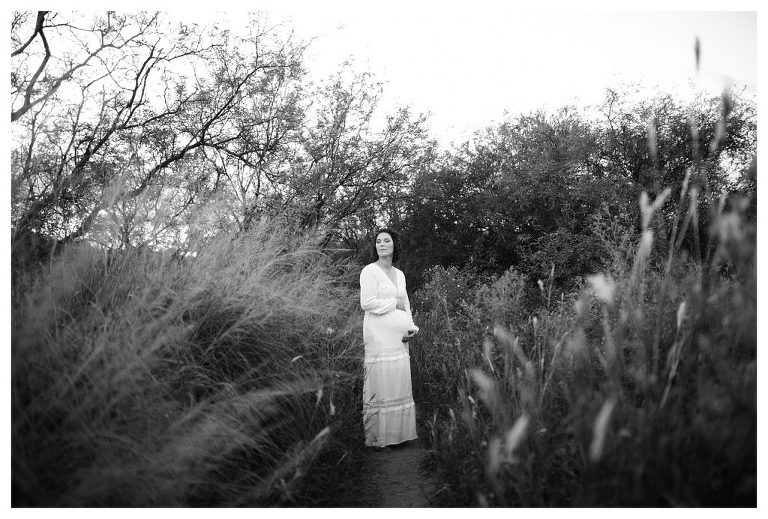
363;401;418;447
365;395;415;414
364;349;410;364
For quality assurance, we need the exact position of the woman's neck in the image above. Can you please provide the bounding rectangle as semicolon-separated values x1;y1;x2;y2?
376;257;393;269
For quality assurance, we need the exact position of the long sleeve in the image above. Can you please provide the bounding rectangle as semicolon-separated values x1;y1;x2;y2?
400;271;419;332
360;267;397;314
401;272;413;320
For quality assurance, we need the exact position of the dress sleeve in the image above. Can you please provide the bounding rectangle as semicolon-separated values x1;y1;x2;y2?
401;272;413;319
360;267;397;314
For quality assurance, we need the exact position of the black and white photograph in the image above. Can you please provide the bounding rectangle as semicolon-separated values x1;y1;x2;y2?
8;1;759;508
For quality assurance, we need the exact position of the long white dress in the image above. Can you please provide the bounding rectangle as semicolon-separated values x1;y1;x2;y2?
359;263;419;447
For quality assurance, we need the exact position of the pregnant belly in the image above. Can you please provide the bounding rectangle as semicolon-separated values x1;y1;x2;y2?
382;309;414;335
365;309;414;338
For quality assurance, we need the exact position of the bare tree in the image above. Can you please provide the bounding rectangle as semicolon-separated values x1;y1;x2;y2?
198;21;306;231
288;71;432;243
10;11;431;265
11;12;306;260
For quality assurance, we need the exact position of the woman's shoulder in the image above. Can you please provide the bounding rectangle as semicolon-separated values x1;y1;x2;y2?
361;263;378;274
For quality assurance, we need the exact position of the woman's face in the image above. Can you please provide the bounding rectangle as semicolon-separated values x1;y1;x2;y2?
375;232;394;259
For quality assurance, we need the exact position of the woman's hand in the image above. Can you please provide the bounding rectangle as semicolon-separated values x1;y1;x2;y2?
396;298;406;311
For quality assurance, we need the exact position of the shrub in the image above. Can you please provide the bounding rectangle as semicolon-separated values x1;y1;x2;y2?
416;182;756;506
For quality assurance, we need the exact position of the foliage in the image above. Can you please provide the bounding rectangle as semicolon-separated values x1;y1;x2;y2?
398;90;756;291
410;163;756;506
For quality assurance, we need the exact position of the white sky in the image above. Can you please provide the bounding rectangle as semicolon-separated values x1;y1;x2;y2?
23;2;758;147
203;1;758;147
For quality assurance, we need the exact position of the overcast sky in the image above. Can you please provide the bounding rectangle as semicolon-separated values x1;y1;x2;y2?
22;2;762;148
202;2;757;147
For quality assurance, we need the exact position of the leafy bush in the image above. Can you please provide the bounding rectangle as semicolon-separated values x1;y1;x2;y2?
412;180;756;506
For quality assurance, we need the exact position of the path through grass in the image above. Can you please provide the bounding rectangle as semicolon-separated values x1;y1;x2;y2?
347;440;439;507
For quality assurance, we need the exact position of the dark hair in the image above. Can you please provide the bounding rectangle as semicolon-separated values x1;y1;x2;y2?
370;228;401;263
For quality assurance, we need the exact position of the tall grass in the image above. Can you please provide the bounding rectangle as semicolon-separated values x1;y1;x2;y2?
12;220;368;506
409;167;756;505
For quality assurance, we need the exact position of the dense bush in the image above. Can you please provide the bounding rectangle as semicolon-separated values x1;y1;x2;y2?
408;177;756;506
397;91;756;292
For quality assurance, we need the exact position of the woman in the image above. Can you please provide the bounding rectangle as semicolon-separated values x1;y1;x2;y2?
359;229;420;448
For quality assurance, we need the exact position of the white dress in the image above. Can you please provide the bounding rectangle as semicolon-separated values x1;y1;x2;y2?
359;263;419;447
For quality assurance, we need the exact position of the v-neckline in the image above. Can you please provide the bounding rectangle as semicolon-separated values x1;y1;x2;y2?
375;263;398;288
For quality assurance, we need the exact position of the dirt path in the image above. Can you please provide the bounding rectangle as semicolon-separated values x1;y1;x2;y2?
362;439;440;507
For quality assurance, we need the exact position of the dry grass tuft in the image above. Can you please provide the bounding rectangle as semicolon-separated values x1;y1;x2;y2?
12;220;367;506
